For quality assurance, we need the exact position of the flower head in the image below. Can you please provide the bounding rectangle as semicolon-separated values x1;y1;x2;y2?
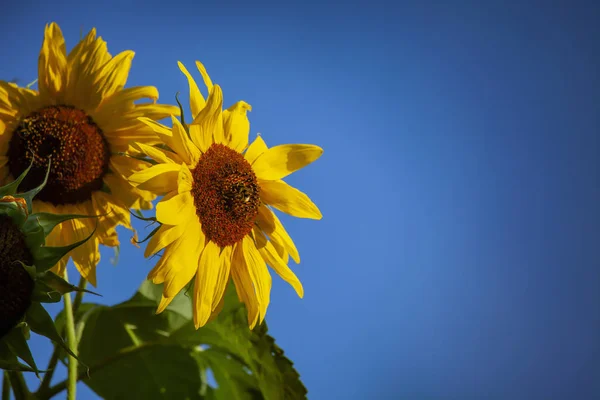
0;22;179;286
0;164;98;373
129;61;322;328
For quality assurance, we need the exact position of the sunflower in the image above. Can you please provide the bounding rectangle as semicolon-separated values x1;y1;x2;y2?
0;23;178;286
0;165;96;373
128;61;322;328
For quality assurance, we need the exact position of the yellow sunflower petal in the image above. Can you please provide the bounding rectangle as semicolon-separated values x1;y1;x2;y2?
132;142;180;165
90;191;130;236
38;23;67;102
128;163;180;194
178;164;194;193
64;28;109;109
171;116;201;164
144;220;188;258
244;135;268;164
93;86;162;129
271;239;290;265
231;243;260;327
68;218;101;287
242;235;271;324
148;243;176;283
99;86;159;110
157;295;174;314
188;124;208;153
177;61;205;118
156;191;195;226
259;180;322;220
193;240;222;328
223;101;252;152
252;144;323;181
110;154;152;179
195;61;214;93
212;245;232;311
96;50;135;100
137;117;172;137
163;222;204;298
256;204;300;263
255;230;304;298
103;174;154;210
190;85;224;146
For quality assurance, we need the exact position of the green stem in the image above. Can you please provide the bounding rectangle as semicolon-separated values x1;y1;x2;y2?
2;372;11;400
62;273;78;400
72;276;87;314
7;371;29;400
37;276;87;394
43;342;165;399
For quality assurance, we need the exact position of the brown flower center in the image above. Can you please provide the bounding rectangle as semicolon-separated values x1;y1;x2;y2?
7;105;110;205
191;144;260;247
0;214;34;338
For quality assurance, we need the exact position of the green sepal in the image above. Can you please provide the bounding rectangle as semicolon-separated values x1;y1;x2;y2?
15;160;51;214
31;280;62;303
0;202;28;227
33;222;97;273
155;143;176;153
14;261;36;281
24;302;83;365
175;92;191;138
131;210;157;222
134;225;161;245
0;360;39;372
26;79;38;89
3;325;40;377
23;212;99;240
39;271;101;298
24;224;46;257
0;158;34;197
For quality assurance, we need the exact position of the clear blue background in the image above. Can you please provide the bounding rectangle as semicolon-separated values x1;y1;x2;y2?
2;1;600;399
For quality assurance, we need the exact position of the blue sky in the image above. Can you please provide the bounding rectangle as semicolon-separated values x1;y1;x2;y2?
2;1;600;399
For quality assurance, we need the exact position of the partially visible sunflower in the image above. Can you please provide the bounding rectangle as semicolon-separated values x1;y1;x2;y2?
0;165;97;374
128;61;322;328
0;23;178;286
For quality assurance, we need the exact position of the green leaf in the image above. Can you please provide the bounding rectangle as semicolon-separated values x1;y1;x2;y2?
15;160;51;214
39;271;101;297
0;360;38;373
33;223;97;272
3;327;39;376
71;281;307;400
24;302;80;363
0;340;35;373
31;273;101;304
192;349;261;400
23;212;98;239
0;159;34;197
